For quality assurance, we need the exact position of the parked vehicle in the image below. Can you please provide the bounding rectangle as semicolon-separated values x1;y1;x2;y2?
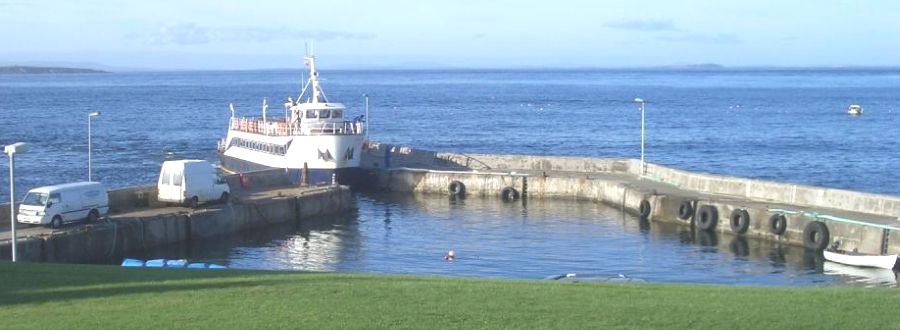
17;181;109;228
157;160;230;208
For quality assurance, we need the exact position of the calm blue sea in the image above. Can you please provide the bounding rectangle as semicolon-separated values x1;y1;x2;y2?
1;68;898;286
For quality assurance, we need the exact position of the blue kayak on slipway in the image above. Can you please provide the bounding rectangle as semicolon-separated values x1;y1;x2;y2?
121;258;227;269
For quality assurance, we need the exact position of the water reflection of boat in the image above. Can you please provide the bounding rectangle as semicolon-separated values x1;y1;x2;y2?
823;261;897;286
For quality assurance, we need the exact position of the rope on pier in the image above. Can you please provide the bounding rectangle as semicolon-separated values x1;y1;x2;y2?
768;208;900;231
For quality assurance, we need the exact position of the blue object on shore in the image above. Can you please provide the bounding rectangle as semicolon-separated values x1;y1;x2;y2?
121;258;145;267
121;258;226;269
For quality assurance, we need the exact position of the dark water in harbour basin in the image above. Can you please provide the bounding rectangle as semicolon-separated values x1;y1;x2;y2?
2;68;899;286
133;193;898;288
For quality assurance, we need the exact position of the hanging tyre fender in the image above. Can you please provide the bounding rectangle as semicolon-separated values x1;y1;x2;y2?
729;209;751;234
501;187;519;202
677;200;695;220
638;199;651;218
448;180;466;197
696;205;719;232
803;221;830;251
768;214;787;235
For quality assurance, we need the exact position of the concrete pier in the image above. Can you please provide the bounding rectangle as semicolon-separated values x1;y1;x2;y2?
0;170;355;263
361;142;900;255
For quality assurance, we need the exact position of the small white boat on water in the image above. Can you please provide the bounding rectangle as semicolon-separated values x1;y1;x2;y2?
823;242;898;269
847;104;863;115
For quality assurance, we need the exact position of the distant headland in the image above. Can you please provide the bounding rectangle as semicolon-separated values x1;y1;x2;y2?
0;65;107;74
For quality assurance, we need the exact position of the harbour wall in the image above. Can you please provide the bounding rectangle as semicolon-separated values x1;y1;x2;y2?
0;173;354;263
362;143;900;255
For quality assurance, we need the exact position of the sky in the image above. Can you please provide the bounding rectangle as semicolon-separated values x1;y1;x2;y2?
1;0;898;70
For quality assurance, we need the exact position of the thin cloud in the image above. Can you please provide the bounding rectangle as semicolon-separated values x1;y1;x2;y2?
145;22;375;46
657;33;741;44
604;19;677;32
146;22;210;45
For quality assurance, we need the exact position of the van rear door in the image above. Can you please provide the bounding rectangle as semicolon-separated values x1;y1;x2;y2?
158;167;184;203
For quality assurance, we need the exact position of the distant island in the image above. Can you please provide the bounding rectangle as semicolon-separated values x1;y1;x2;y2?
0;65;107;74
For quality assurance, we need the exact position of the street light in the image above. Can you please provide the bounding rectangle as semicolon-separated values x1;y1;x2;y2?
5;142;28;262
633;98;646;176
88;112;100;181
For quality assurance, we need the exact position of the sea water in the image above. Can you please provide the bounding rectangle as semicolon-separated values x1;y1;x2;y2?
1;68;898;286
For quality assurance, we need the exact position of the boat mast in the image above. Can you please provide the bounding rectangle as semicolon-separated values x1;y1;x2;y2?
306;55;322;103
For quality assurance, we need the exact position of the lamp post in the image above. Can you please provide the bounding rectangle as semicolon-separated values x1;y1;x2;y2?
5;142;28;262
633;98;646;176
88;112;100;181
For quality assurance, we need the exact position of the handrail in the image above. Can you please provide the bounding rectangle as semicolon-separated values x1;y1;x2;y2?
229;117;364;137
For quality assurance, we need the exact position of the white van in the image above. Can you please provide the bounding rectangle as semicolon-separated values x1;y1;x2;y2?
158;160;230;208
17;181;109;228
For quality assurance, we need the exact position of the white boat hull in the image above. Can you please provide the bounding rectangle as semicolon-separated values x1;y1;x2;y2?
823;249;898;269
222;130;364;170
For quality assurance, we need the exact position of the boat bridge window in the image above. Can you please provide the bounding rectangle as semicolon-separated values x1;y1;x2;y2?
306;110;317;119
332;109;342;118
319;110;331;119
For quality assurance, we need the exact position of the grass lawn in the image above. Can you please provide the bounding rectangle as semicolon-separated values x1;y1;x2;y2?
1;262;899;329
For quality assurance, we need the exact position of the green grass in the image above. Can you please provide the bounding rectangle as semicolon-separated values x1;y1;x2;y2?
1;262;899;329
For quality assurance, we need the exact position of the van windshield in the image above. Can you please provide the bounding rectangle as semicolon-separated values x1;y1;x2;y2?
22;192;49;206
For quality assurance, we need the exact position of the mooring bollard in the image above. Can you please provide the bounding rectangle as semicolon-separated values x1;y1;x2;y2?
301;162;309;187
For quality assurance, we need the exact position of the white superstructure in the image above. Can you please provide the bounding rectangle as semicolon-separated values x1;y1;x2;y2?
219;53;367;184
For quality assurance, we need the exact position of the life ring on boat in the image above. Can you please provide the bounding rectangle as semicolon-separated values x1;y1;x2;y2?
768;214;787;235
501;187;519;202
802;221;830;251
729;209;751;234
677;200;694;220
696;205;719;231
448;180;466;197
638;199;651;218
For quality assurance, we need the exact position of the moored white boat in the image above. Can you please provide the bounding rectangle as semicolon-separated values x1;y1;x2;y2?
218;51;367;185
847;104;863;115
823;249;898;269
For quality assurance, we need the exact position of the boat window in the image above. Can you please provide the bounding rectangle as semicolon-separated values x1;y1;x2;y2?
319;110;331;119
332;109;342;118
22;192;49;206
306;110;317;119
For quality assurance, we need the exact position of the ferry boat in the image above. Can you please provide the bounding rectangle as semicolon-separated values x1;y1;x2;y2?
218;54;367;185
847;104;863;115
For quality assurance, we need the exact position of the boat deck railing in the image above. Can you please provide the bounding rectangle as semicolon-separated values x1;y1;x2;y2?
228;117;365;137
